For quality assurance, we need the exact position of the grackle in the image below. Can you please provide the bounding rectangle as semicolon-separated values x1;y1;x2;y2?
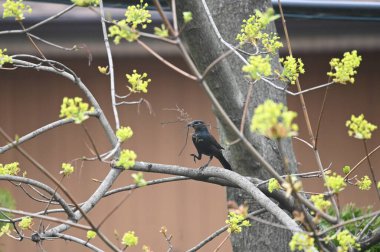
188;120;232;170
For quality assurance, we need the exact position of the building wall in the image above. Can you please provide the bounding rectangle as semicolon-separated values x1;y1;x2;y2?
1;50;379;251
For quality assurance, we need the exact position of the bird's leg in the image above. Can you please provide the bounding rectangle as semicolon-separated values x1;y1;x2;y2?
200;156;213;170
190;153;202;163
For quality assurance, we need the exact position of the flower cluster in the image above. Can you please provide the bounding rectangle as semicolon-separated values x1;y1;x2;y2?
108;20;139;44
60;163;74;176
259;32;283;54
131;172;147;187
108;0;151;44
126;70;151;93
154;24;169;38
86;230;97;240
225;211;251;234
59;97;94;124
268;178;281;193
0;162;20;176
121;231;138;247
289;232;317;252
336;230;360;252
251;99;298;139
125;0;151;29
116;126;133;142
0;224;11;237
310;194;331;211
356;175;371;190
71;0;98;7
0;48;12;66
280;56;305;85
2;0;32;21
327;50;362;84
342;165;350;175
346;114;377;140
116;149;137;169
242;55;272;80
18;216;33;230
325;173;346;193
183;11;192;24
236;8;278;45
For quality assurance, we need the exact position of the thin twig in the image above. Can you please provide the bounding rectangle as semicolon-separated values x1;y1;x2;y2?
277;0;340;220
314;86;330;149
153;0;176;36
97;191;132;229
240;81;255;133
344;144;380;180
213;233;230;252
0;128;120;252
137;39;197;80
187;208;267;252
363;140;380;202
319;210;380;236
0;4;76;36
99;0;120;130
0;207;91;231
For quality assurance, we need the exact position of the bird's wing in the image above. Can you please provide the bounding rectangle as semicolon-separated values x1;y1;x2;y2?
207;134;224;150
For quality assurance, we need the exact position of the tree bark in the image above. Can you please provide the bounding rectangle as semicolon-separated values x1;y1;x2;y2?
177;1;298;251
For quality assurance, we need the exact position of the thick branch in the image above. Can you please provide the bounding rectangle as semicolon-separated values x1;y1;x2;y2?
129;162;302;232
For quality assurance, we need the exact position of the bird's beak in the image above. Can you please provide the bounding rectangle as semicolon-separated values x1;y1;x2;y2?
187;121;193;127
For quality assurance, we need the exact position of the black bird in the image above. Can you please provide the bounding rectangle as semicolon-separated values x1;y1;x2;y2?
187;120;232;170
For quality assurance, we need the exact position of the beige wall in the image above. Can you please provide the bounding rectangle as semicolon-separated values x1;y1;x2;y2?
1;51;379;251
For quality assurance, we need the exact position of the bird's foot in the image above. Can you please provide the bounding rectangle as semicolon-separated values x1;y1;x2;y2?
199;164;208;171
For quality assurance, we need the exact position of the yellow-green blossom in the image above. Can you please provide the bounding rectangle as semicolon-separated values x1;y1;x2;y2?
280;56;305;85
0;223;11;237
268;178;281;193
0;162;20;176
242;55;272;80
356;175;371;190
236;8;278;44
342;165;350;175
251;99;298;139
346;114;377;140
225;211;251;234
325;173;346;193
2;0;32;21
327;50;361;84
121;231;138;247
259;32;283;53
336;230;360;252
378;182;380;189
18;216;33;230
310;194;331;211
183;11;192;24
71;0;98;7
131;172;147;187
125;0;151;29
0;48;12;66
108;20;139;44
98;66;108;75
86;230;97;240
59;97;94;124
60;163;74;176
116;126;133;142
154;24;169;38
126;70;151;93
289;232;317;252
116;149;137;169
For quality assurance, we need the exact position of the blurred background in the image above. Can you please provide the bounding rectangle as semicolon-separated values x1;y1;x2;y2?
1;1;380;251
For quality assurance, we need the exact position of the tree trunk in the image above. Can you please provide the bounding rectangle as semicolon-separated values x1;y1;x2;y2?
177;1;298;251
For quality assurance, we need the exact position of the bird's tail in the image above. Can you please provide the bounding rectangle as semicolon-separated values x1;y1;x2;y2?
216;154;232;170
